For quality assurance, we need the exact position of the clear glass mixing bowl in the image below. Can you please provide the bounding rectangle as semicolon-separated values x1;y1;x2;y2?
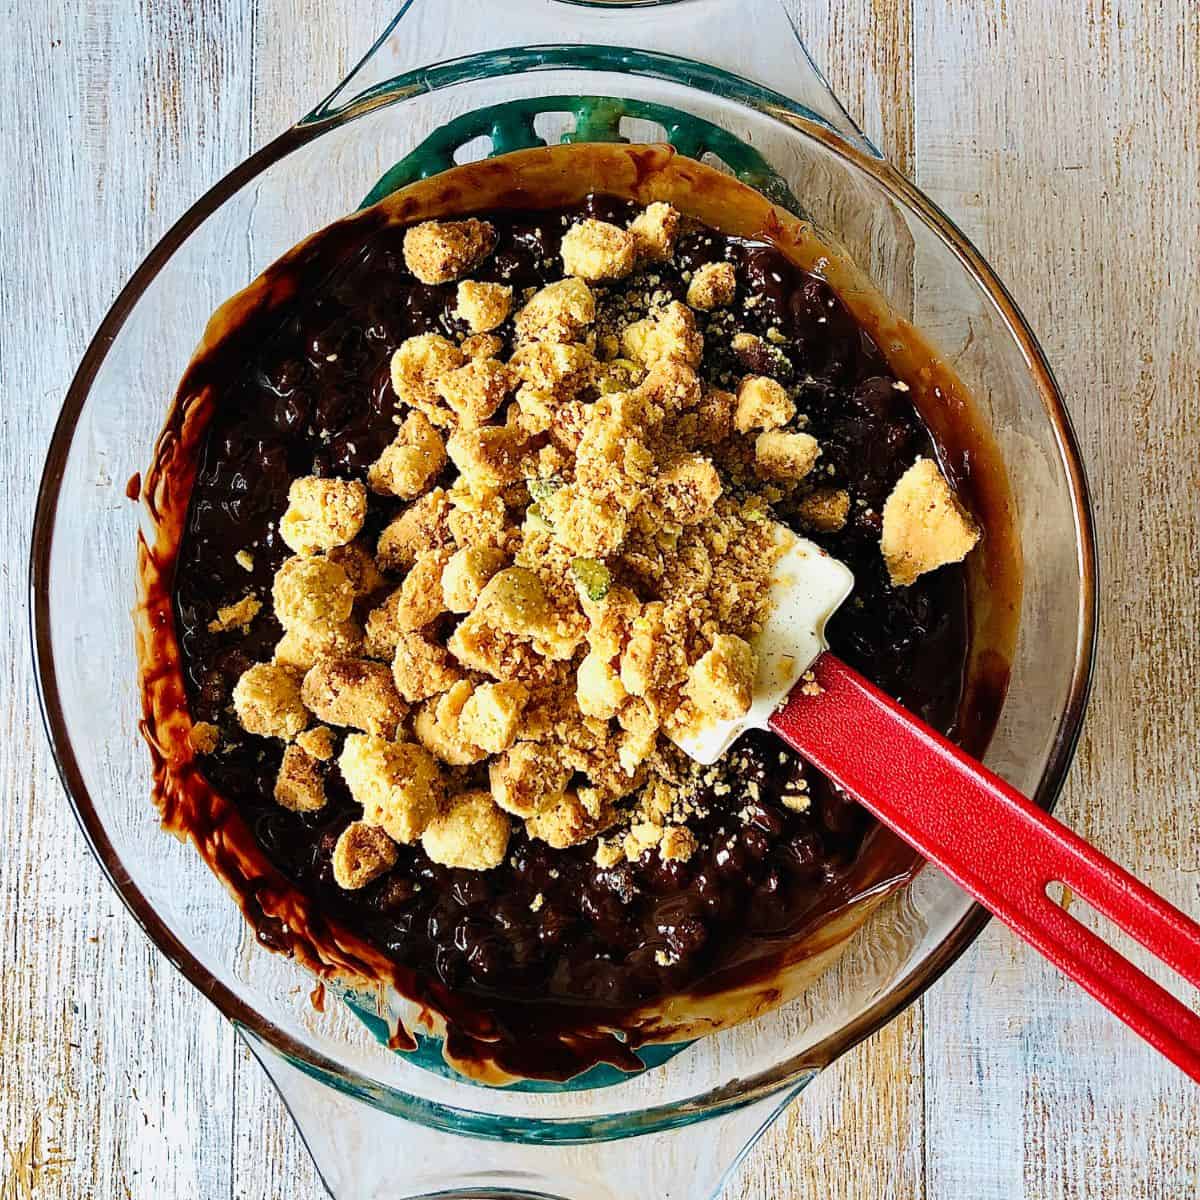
30;2;1096;1196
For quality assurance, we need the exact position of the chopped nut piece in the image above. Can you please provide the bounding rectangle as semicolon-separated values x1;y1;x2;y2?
421;791;510;871
207;594;261;633
442;544;508;613
796;487;851;533
414;679;487;766
301;657;407;736
458;682;528;754
327;542;386;597
685;633;756;720
272;555;355;630
881;457;981;587
687;261;737;310
735;375;796;433
560;218;636;281
390;333;466;427
275;743;326;812
367;411;447;499
273;619;364;672
189;721;220;755
437;358;515;428
461;332;505;360
403;218;496;284
514;277;596;344
455;280;513;333
376;489;453;573
232;663;308;740
489;742;572;818
754;430;820;482
391;631;463;703
279;476;367;555
621;301;704;369
339;733;443;844
629;202;680;262
332;821;398;889
296;725;337;761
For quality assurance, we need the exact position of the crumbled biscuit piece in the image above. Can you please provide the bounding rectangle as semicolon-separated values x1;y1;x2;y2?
623;821;664;862
754;430;820;482
543;487;628;558
514;277;596;344
525;790;610;850
367;411;447;499
655;454;723;525
296;725;337;761
273;619;364;672
189;721;220;755
421;790;510;871
638;361;702;415
272;555;355;630
691;386;737;446
796;487;851;533
458;682;528;754
274;743;327;812
457;567;582;664
629;202;680;262
560;218;637;281
339;733;443;844
332;821;398;889
446;420;533;491
232;663;308;740
390;333;466;427
685;633;756;720
576;649;627;720
327;542;386;597
446;483;514;552
442;544;508;613
376;489;454;573
510;342;595;400
881;457;981;587
390;631;463;703
461;332;504;360
594;838;624;869
207;594;261;634
436;358;515;428
279;476;367;555
414;679;487;766
735;376;796;433
455;280;512;334
621;301;704;369
301;657;407;737
365;549;452;651
660;824;699;863
687;261;737;310
234;549;255;572
619;602;669;699
617;698;660;774
489;742;572;818
403;218;496;284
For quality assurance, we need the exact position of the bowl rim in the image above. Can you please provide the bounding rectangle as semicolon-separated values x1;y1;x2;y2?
29;114;1097;1138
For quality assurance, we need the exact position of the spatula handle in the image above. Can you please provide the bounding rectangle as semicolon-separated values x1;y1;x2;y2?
769;652;1200;1083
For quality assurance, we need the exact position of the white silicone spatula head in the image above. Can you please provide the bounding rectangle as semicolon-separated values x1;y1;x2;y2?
672;523;855;765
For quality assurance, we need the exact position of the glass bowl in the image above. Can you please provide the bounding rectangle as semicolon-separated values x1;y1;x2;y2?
30;2;1096;1196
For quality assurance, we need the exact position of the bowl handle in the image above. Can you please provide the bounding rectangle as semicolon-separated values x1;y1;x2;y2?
301;0;883;162
241;1027;816;1200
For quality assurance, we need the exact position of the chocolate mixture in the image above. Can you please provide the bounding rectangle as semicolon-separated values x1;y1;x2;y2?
169;196;978;1074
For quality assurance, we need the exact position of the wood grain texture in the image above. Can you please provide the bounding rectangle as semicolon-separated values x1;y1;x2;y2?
3;1;1198;1197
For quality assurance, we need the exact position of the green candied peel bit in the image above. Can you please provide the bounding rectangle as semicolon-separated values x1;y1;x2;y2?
571;557;612;602
527;475;563;504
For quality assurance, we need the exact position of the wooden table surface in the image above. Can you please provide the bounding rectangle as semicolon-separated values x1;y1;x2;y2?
4;1;1199;1196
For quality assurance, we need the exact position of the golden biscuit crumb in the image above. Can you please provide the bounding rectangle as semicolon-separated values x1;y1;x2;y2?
232;663;308;740
685;633;756;720
414;679;488;766
390;333;465;427
207;593;261;634
301;657;408;736
442;544;509;613
881;457;981;586
326;542;385;598
339;733;443;844
332;821;398;889
446;420;534;492
621;301;704;369
461;332;505;360
458;681;529;754
367;411;447;499
796;487;851;533
489;742;572;818
296;725;337;761
272;555;355;630
273;619;364;672
421;790;511;871
687;261;737;310
279;476;367;555
403;218;496;284
189;721;220;755
754;430;820;482
391;631;463;703
234;549;255;572
560;218;637;281
455;280;512;333
437;358;516;428
514;277;596;344
629;202;680;262
275;743;327;812
735;376;796;433
376;489;453;573
526;790;612;850
660;824;699;863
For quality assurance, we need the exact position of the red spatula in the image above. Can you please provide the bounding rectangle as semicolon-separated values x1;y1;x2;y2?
674;525;1200;1082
